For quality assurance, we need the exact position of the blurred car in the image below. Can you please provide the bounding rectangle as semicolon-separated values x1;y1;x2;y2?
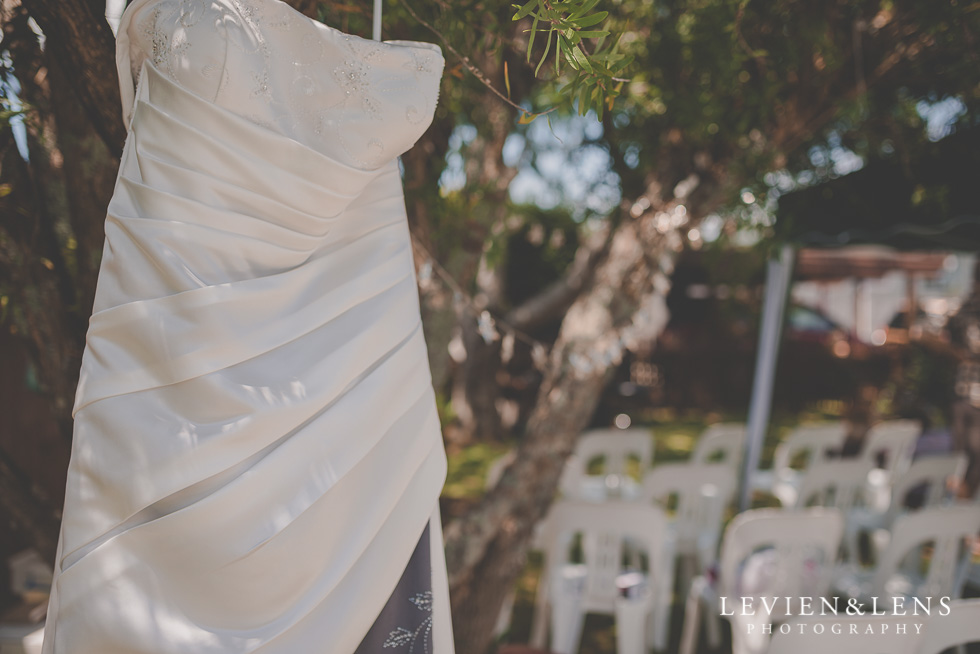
784;304;869;359
878;306;951;347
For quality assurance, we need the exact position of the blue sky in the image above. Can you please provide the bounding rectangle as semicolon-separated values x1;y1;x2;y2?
438;96;969;249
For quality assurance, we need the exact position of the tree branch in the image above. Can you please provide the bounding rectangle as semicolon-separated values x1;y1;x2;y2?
395;0;556;119
505;222;612;332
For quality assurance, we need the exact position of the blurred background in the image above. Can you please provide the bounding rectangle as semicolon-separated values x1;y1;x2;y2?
2;0;980;653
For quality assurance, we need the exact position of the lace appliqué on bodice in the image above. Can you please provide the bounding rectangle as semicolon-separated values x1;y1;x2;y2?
126;0;444;170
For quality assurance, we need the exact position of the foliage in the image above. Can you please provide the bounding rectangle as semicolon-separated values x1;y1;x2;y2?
511;0;632;120
879;340;959;425
443;441;512;499
597;0;980;206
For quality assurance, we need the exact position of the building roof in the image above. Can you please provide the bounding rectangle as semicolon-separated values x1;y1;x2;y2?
794;246;949;281
775;127;980;251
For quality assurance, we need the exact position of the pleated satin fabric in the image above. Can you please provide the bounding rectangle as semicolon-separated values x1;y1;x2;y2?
42;1;454;651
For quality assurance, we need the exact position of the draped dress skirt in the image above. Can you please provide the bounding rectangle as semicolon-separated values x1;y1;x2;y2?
42;1;454;651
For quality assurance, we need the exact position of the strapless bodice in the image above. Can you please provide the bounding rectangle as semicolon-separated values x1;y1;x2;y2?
117;0;444;170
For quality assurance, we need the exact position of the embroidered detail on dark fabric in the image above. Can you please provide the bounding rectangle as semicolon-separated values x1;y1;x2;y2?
353;524;434;654
382;591;433;651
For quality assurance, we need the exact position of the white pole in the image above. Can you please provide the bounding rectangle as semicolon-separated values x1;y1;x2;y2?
372;0;382;41
739;244;795;511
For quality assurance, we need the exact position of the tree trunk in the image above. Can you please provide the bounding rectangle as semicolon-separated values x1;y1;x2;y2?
19;0;124;155
445;211;671;652
46;53;119;319
443;136;732;649
450;310;505;442
0;7;82;438
0;449;60;563
402;122;455;392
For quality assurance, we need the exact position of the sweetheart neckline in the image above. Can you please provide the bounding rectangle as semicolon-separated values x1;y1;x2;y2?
113;0;445;158
112;0;445;59
269;0;445;59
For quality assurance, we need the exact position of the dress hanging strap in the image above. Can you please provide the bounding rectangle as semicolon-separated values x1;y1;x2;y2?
105;0;126;36
372;0;382;41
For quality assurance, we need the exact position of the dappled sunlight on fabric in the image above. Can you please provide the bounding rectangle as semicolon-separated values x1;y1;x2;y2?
43;1;454;649
241;380;309;407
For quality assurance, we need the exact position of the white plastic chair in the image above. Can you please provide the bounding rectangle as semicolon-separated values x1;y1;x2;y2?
640;463;737;649
530;500;671;654
757;423;848;507
769;599;980;654
559;428;654;502
887;454;969;516
860;420;921;512
691;422;747;468
917;598;980;654
766;613;922;654
679;508;845;654
845;453;967;565
861;420;921;475
795;458;875;518
834;504;980;604
0;624;44;654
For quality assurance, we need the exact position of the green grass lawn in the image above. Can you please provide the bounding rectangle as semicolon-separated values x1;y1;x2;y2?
443;404;849;501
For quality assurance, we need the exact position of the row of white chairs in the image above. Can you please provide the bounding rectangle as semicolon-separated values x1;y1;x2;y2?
767;598;980;654
523;421;978;654
531;464;738;652
681;504;980;654
558;420;924;512
557;421;956;570
533;500;980;654
561;421;952;552
771;420;923;512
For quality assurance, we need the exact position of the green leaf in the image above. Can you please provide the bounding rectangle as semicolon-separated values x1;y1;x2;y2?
570;0;601;18
527;16;539;63
518;112;537;124
576;30;609;39
513;0;538;21
558;33;579;70
555;31;565;75
579;82;591;115
591;53;626;62
536;28;554;77
574;10;608;27
613;55;634;72
588;62;614;76
545;112;561;143
570;43;593;72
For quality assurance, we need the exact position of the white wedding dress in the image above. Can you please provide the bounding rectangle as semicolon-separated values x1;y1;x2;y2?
42;1;454;652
